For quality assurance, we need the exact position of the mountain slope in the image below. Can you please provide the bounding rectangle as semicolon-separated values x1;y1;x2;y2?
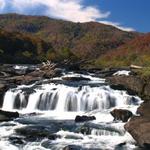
95;33;150;67
0;13;138;60
0;29;53;63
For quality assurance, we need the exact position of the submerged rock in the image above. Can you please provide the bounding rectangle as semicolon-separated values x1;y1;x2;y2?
9;136;25;145
0;110;19;121
75;115;96;122
63;145;83;150
110;109;133;122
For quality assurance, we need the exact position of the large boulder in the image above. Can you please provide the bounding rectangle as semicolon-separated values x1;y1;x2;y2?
107;75;150;100
0;110;19;121
125;116;150;148
110;109;133;122
125;100;150;148
75;115;96;123
107;76;143;96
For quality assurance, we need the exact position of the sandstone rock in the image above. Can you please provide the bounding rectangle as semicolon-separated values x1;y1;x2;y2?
125;116;150;148
75;115;96;122
137;101;150;117
110;109;133;122
107;76;143;96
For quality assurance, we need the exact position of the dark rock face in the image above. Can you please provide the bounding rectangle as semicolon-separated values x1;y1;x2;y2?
75;115;96;122
110;109;133;122
0;110;19;121
0;84;8;107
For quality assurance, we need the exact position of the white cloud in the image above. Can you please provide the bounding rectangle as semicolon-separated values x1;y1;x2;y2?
0;0;110;22
99;21;135;32
0;0;5;10
0;0;134;31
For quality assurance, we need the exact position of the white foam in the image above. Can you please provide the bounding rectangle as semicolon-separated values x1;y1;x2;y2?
113;70;131;76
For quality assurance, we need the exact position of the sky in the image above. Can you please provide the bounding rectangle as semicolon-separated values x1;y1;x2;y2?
0;0;149;32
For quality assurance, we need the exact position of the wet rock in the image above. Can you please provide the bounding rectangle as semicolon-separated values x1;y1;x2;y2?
125;116;150;148
62;76;91;82
9;136;24;145
75;115;96;122
63;145;83;150
110;109;133;122
15;125;61;142
48;134;60;140
0;83;8;107
63;134;83;140
0;110;19;121
115;142;126;150
76;126;91;135
76;122;124;136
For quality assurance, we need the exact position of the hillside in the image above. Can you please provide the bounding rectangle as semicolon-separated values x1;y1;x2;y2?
95;33;150;68
0;13;137;61
0;29;54;63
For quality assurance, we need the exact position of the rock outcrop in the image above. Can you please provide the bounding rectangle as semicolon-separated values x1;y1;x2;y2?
110;109;133;122
107;75;150;99
107;74;150;148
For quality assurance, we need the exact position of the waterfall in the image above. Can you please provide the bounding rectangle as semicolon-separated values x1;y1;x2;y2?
1;83;141;112
0;72;142;149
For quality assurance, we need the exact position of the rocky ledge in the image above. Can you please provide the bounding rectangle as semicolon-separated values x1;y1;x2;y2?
107;74;150;148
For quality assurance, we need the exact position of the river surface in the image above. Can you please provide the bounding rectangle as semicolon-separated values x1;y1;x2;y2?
0;68;142;150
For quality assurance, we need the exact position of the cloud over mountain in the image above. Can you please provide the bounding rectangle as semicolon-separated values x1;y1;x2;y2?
0;0;110;22
99;21;135;32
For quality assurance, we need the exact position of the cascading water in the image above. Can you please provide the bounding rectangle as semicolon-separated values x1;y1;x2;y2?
0;72;142;150
2;84;140;113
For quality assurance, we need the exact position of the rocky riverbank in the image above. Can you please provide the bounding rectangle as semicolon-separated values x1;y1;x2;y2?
0;62;63;106
0;64;149;148
107;73;150;148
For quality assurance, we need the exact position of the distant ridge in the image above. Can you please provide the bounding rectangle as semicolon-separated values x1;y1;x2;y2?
0;13;138;64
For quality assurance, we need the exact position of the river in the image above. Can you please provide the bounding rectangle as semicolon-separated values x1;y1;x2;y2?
0;69;142;150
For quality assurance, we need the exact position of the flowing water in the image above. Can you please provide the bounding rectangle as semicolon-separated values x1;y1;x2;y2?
0;71;142;150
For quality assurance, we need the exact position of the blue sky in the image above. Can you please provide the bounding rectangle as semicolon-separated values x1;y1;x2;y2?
84;0;150;32
0;0;149;32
